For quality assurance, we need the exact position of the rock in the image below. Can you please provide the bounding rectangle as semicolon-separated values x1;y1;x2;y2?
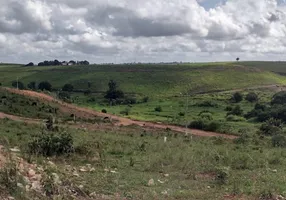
8;196;15;200
90;167;95;172
28;169;36;178
158;179;164;184
79;185;84;189
207;186;211;189
276;195;286;200
90;192;97;197
147;179;155;186
161;190;168;195
52;173;61;185
73;171;79;177
17;183;24;188
164;174;169;177
10;147;20;152
47;161;55;166
110;170;117;173
80;167;88;172
31;181;42;191
272;169;278;173
104;168;109;172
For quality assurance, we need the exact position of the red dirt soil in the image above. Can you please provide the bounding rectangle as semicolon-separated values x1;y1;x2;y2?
1;88;238;139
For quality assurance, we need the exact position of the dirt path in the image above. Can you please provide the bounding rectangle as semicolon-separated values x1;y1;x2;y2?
1;88;238;139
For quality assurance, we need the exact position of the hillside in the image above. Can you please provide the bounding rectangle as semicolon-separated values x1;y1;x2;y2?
0;62;286;97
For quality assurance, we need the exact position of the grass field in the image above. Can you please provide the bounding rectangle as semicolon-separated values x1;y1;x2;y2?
1;118;286;199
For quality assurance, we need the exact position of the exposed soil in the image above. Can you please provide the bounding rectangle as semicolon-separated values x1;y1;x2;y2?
1;87;238;139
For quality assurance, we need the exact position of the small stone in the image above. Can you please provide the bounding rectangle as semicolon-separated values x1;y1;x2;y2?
164;174;169;177
158;179;164;184
80;167;88;172
207;186;211;189
148;179;155;186
8;196;15;200
161;190;168;195
31;181;42;191
272;169;278;173
73;171;79;177
10;147;20;152
17;183;24;188
28;169;36;178
79;185;84;189
47;161;55;166
110;170;117;173
90;192;97;197
52;173;61;185
90;167;95;172
104;168;109;172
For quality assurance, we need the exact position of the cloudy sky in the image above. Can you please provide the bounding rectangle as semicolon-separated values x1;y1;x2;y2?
0;0;286;64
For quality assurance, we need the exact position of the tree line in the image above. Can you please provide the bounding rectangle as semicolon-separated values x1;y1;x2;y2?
25;60;89;67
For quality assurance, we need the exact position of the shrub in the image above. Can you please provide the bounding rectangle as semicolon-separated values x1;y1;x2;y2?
104;80;124;101
225;106;233;111
178;112;185;117
120;108;131;115
188;119;220;132
215;167;229;185
227;105;243;116
142;96;149;103
154;106;162;112
226;115;246;122
27;81;37;90
271;91;286;105
199;112;213;121
245;92;258;102
58;91;70;101
196;101;218;107
62;84;74;92
259;118;283;136
231;92;243;103
205;121;220;132
11;81;25;90
84;90;91;96
38;81;52;91
123;97;137;105
102;109;107;113
272;134;286;147
28;132;74;157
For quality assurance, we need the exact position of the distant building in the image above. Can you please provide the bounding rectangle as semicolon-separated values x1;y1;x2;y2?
62;61;68;66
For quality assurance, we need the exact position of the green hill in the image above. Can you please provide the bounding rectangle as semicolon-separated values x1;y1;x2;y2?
0;62;286;97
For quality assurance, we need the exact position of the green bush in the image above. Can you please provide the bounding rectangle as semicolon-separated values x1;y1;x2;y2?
28;132;74;157
245;92;258;102
62;83;74;92
102;109;107;113
215;167;229;185
227;105;243;116
259;118;283;136
196;101;218;108
38;81;52;91
226;115;246;122
271;91;286;105
199;112;213;121
154;106;162;112
225;106;233;111
231;92;243;103
178;112;185;117
189;119;220;132
272;134;286;147
142;96;149;103
11;81;25;90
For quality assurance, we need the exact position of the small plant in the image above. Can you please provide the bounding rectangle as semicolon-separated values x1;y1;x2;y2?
142;96;149;103
215;167;229;185
199;112;213;121
154;106;162;112
102;109;107;113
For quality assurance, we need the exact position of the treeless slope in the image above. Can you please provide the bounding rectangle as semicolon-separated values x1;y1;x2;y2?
2;88;238;139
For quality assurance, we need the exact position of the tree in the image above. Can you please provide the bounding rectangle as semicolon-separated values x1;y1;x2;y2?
27;81;37;90
62;84;74;92
271;91;286;105
236;57;240;61
245;92;258;103
12;81;25;90
259;118;283;136
38;81;52;91
104;80;124;101
232;92;243;103
25;62;34;66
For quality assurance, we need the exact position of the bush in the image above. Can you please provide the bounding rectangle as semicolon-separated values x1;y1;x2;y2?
178;112;185;117
196;101;218;107
102;109;107;113
28;132;74;157
226;115;246;122
62;84;74;92
104;80;124;101
27;81;37;90
142;96;149;103
154;106;162;112
199;112;213;121
215;167;229;185
123;97;137;105
38;81;52;91
225;106;233;111
271;91;286;105
245;92;258;102
11;81;25;90
120;108;131;115
84;90;91;96
58;91;70;101
272;134;286;147
259;118;283;136
227;105;243;116
231;92;243;103
188;119;220;132
205;122;220;132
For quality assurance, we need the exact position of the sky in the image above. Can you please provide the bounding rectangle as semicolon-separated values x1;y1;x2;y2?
0;0;286;64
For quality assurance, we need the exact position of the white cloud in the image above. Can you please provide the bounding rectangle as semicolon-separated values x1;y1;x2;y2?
0;0;285;63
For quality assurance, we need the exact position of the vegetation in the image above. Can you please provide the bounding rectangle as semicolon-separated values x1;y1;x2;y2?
38;81;52;91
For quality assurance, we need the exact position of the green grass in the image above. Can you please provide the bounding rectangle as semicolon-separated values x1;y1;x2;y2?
1;63;286;98
240;61;286;74
1;119;286;199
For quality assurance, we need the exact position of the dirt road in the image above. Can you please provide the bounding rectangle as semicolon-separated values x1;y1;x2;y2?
1;88;238;139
